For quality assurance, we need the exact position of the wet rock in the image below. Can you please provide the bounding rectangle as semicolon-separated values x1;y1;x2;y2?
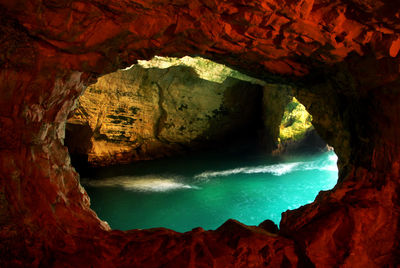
259;220;279;234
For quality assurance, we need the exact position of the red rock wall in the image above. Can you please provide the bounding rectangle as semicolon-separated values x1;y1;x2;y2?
0;0;399;267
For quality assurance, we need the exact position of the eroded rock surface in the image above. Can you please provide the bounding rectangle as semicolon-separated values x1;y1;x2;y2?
275;97;328;154
65;58;314;168
66;64;263;166
0;0;399;267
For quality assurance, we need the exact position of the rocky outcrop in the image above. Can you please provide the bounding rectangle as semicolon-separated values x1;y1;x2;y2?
65;57;317;168
261;84;293;152
275;97;328;154
65;59;319;168
0;0;400;267
276;128;329;154
261;89;328;154
66;64;263;167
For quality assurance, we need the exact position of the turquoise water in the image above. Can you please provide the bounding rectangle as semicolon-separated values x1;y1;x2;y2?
82;150;338;232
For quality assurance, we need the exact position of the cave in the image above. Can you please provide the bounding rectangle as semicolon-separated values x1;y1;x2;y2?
64;56;268;170
1;0;400;267
64;56;335;233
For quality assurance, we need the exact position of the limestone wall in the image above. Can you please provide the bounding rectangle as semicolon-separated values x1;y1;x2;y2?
66;64;263;166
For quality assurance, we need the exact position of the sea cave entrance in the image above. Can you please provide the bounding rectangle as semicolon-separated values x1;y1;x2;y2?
65;56;338;232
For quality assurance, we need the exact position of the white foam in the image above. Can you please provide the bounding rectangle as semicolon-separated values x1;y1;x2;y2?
82;175;196;192
328;154;338;162
243;162;300;176
320;164;339;172
194;162;301;179
194;154;338;179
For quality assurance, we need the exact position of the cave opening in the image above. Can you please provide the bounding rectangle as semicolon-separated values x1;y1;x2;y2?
64;56;338;232
2;1;399;266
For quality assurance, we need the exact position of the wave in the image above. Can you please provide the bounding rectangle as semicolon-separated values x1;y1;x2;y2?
194;162;301;179
328;154;338;162
194;154;338;179
82;175;197;192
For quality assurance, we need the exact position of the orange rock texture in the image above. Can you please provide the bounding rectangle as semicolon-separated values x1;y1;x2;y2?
0;0;399;267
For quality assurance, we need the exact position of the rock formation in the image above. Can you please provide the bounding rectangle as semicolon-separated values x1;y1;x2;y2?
275;97;328;154
0;0;399;267
65;57;318;168
66;63;263;167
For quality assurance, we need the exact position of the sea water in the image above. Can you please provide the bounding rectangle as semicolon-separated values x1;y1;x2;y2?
81;150;338;232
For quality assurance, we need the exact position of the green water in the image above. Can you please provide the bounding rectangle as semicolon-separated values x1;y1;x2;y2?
82;150;338;232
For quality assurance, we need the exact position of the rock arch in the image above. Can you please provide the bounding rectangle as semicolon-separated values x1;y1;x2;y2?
0;0;399;266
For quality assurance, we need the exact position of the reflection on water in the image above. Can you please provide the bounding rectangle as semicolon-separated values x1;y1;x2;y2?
82;150;338;232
